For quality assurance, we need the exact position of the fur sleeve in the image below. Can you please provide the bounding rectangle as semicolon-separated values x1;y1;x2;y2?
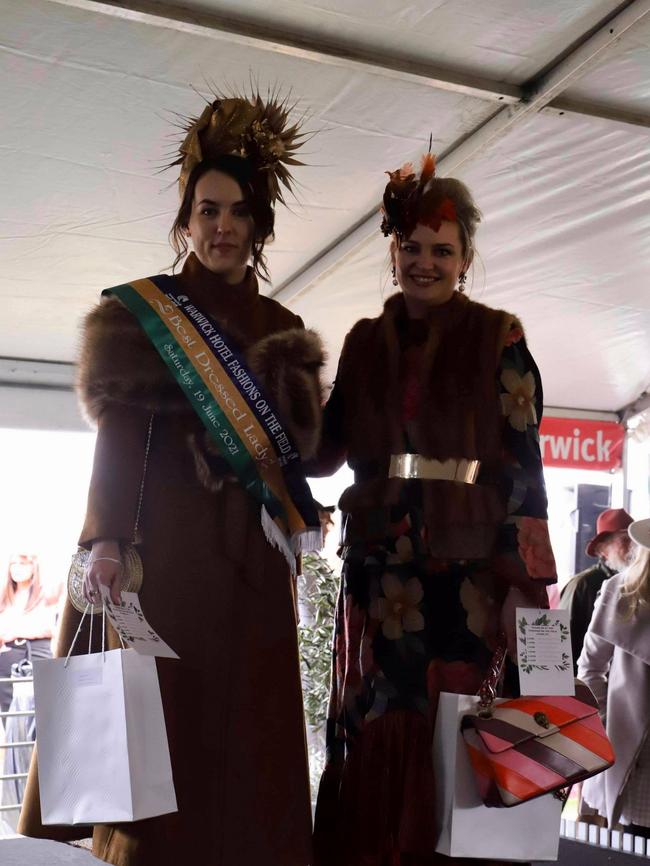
76;296;185;424
245;328;325;460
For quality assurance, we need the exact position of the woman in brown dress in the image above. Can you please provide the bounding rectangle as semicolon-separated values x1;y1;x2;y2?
19;92;323;866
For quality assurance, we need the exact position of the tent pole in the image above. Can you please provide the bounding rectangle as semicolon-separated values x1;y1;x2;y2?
621;423;632;513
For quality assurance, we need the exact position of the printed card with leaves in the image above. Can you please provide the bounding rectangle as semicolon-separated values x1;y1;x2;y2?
515;607;575;696
99;586;179;659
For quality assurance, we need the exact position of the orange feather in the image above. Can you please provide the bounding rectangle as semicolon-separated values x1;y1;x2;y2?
420;152;436;184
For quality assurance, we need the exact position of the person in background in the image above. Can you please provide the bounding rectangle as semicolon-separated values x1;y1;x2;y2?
578;517;650;839
560;508;634;672
0;554;58;713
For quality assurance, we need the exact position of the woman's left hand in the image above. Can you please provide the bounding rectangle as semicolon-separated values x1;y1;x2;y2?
84;539;123;606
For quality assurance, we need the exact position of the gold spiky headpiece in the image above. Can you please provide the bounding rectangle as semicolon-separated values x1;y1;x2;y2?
168;88;306;207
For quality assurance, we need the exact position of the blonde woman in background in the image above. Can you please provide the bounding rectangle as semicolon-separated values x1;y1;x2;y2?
0;554;58;713
578;518;650;838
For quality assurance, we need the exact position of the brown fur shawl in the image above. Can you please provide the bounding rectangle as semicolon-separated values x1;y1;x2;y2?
335;290;520;466
330;291;522;559
76;295;325;463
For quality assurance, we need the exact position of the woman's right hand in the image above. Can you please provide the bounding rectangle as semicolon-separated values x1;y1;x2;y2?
84;540;123;606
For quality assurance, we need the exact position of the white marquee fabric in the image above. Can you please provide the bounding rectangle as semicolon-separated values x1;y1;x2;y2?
1;0;649;419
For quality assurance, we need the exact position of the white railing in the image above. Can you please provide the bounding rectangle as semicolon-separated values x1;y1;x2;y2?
0;675;35;829
561;818;649;858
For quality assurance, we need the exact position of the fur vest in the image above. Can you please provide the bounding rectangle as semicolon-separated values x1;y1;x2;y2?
76;254;324;489
334;291;519;558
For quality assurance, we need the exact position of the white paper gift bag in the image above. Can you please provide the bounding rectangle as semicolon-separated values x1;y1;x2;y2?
433;692;562;862
33;648;177;825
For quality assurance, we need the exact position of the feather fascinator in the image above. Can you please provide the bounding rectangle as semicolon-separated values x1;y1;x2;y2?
381;150;458;239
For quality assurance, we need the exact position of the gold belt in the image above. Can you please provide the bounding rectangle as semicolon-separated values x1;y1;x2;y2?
388;454;480;483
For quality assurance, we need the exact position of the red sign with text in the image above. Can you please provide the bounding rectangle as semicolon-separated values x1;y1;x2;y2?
539;417;625;471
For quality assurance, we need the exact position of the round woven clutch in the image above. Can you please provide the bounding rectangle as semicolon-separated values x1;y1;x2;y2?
67;546;144;614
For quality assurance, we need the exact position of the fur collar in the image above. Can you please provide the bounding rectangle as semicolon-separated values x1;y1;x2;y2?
76;261;323;437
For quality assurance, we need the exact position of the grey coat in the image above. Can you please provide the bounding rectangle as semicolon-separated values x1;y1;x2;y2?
577;571;650;826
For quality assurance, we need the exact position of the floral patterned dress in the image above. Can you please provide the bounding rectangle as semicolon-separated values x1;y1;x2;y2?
313;322;556;866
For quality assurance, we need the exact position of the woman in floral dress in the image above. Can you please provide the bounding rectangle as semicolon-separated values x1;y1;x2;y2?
311;155;557;866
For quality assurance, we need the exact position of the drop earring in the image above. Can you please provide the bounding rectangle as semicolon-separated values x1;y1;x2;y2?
458;272;467;293
392;265;398;287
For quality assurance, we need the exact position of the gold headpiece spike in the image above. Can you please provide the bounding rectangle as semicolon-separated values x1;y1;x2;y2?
168;86;308;204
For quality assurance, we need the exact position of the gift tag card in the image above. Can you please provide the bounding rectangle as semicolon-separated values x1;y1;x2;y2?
99;586;179;659
516;608;574;696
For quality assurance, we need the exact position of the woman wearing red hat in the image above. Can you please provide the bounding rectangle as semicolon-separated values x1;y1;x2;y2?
560;508;635;670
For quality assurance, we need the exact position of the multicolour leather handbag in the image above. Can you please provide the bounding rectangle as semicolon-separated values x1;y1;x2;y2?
461;644;615;808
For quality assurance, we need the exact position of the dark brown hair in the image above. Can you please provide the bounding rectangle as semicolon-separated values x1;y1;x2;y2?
169;155;275;281
0;553;44;613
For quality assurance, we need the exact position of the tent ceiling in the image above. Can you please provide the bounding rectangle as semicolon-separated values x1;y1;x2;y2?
564;14;650;112
1;0;649;415
183;0;627;83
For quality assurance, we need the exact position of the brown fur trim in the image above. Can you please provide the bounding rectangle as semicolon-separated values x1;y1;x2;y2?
334;291;523;464
186;433;226;493
245;328;325;460
76;299;325;453
76;296;188;424
78;297;324;494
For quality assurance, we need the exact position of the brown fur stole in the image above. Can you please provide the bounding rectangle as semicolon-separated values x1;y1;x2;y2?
76;297;325;488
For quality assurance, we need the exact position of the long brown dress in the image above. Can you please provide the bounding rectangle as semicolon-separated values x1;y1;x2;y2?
19;253;322;866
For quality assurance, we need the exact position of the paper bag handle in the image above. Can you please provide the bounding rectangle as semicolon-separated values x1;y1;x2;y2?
64;602;110;666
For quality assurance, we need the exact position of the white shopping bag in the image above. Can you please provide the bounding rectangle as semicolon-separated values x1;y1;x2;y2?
33;648;177;825
433;692;562;861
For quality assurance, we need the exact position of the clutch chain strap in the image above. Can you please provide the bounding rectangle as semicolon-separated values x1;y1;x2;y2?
132;413;154;542
66;414;154;615
477;635;507;718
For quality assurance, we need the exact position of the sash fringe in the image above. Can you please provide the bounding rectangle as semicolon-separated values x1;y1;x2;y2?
261;506;297;576
260;510;323;574
291;528;323;556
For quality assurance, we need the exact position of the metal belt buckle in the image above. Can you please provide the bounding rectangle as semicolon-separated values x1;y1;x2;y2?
388;454;481;484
